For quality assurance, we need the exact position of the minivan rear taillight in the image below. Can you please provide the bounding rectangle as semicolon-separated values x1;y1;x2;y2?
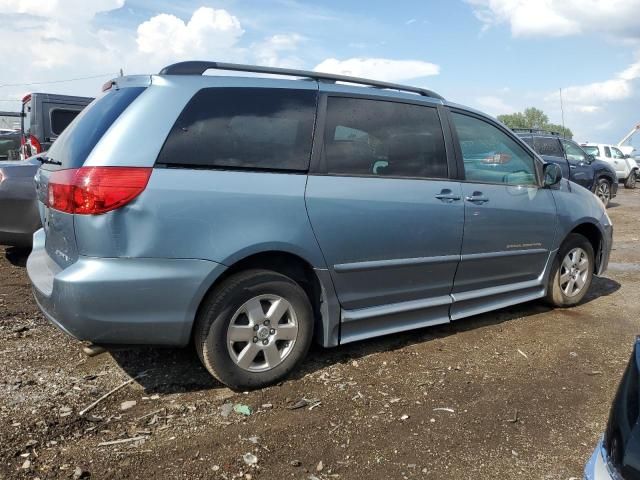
47;167;152;214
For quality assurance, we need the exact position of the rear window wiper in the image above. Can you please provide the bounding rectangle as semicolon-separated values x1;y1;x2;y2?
35;156;62;166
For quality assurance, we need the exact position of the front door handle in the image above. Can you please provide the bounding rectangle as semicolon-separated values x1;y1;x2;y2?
465;192;489;204
435;189;461;202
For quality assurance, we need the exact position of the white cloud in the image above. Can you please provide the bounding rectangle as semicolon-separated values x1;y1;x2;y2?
314;57;440;82
467;0;640;39
0;4;310;111
0;0;124;20
252;33;305;67
474;95;515;116
551;58;640;105
136;7;244;59
574;105;601;113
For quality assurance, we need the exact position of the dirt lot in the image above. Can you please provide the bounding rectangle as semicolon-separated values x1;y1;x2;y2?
1;189;639;480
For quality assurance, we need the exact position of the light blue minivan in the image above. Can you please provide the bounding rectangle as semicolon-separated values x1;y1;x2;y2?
27;61;612;390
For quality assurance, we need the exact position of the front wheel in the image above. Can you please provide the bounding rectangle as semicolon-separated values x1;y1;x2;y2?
193;269;314;390
595;178;612;207
625;172;637;189
545;233;594;307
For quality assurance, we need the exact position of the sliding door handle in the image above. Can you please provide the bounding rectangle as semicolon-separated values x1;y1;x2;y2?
435;193;461;202
465;194;489;204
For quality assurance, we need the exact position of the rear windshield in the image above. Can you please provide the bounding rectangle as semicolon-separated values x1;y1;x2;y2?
47;87;145;169
50;109;82;135
582;145;599;156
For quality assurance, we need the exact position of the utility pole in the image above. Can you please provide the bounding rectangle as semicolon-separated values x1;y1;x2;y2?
559;88;566;138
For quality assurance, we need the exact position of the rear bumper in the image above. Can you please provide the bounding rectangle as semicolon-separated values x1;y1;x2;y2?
584;439;618;480
27;229;226;346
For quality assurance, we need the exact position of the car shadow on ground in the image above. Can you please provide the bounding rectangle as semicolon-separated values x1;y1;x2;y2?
1;244;621;395
3;247;30;267
109;275;621;394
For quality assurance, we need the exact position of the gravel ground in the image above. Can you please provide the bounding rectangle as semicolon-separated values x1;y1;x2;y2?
1;188;639;480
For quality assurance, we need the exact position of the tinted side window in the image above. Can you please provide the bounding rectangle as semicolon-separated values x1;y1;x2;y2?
452;113;537;186
561;140;587;163
50;109;81;135
323;97;447;179
48;87;145;169
158;88;316;171
533;137;564;157
520;136;534;148
604;146;612;158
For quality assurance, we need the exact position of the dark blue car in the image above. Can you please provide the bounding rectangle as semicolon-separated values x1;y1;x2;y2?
515;129;618;207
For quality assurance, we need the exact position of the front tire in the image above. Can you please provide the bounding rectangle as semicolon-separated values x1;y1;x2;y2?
545;233;594;308
595;178;612;207
625;172;637;189
194;269;313;390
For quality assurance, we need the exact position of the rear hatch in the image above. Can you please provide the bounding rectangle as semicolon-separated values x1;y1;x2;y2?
35;85;146;269
603;336;640;478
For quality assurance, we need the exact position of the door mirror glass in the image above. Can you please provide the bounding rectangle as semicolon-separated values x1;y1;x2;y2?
543;163;562;187
586;154;595;163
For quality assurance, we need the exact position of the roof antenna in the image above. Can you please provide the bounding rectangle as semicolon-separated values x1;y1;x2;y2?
559;88;566;139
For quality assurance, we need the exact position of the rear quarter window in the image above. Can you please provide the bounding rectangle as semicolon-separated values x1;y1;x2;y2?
47;87;145;169
157;87;317;171
533;137;564;157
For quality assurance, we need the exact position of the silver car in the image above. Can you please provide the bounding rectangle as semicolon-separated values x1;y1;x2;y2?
27;61;613;390
0;156;40;247
585;337;640;480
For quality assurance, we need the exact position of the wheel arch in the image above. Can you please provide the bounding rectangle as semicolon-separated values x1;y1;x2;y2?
190;250;341;348
566;222;604;274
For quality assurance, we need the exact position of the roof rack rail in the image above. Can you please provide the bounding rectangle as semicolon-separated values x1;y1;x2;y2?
158;61;444;100
511;128;562;136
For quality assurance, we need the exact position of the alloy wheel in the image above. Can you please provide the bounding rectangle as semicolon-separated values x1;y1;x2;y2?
226;294;299;372
559;247;590;297
596;182;610;205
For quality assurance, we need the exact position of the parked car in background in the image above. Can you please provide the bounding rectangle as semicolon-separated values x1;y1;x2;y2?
585;336;640;480
27;62;612;390
581;142;639;189
515;130;618;207
0;155;41;247
21;93;93;158
0;131;21;160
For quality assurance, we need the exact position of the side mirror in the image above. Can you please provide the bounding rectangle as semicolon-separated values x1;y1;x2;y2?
543;163;562;187
586;154;595;163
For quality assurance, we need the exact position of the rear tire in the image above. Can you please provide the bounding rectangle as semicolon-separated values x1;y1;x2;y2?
624;172;637;189
595;178;612;207
193;269;313;390
545;233;594;308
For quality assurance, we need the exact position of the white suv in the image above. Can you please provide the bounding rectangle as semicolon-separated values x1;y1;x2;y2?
581;143;638;189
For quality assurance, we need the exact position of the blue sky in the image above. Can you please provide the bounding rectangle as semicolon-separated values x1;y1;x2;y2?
1;0;639;148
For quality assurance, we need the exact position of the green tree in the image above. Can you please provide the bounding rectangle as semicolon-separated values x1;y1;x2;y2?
497;107;573;139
